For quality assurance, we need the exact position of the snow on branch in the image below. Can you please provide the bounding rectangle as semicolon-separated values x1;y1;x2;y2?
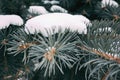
0;15;23;29
50;5;68;13
73;15;91;26
25;13;91;36
28;6;49;15
6;15;23;26
101;0;119;8
42;0;60;5
0;15;10;29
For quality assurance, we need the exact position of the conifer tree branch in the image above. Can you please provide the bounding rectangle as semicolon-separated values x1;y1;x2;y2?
77;45;120;64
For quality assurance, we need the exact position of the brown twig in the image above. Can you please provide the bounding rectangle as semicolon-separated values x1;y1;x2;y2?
113;15;120;21
77;45;120;64
18;41;39;51
43;47;56;62
102;70;110;80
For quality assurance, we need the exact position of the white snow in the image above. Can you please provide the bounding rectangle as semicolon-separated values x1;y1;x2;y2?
25;13;91;36
28;5;68;15
0;15;10;29
50;5;68;13
6;15;24;26
0;15;23;29
28;6;49;15
73;15;91;26
109;41;120;58
94;27;112;33
101;0;119;7
98;27;112;32
42;0;60;4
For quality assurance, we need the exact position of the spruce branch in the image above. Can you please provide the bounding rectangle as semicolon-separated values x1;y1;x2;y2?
95;5;120;20
77;20;120;63
75;20;120;80
0;25;21;54
28;29;79;77
77;45;120;63
102;69;110;80
7;29;38;64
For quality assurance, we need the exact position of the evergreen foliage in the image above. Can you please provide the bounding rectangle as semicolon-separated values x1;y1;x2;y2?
0;0;120;80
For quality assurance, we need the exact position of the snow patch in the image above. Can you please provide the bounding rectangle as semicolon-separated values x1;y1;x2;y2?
0;15;10;29
42;0;60;4
98;27;112;32
6;15;24;26
50;5;68;13
28;6;49;15
0;15;23;29
101;0;119;7
73;15;91;26
25;13;90;36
